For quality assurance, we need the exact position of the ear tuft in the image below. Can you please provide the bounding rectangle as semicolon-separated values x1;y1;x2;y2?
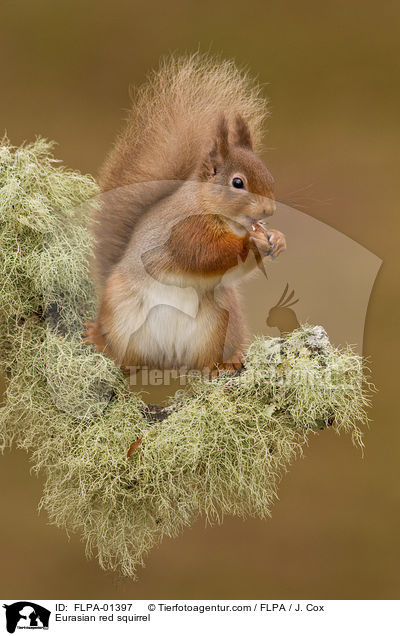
234;114;252;149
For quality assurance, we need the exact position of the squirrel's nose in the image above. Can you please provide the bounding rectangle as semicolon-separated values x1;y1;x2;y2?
263;201;276;217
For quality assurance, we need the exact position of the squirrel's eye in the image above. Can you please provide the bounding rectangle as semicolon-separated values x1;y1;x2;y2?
232;177;245;189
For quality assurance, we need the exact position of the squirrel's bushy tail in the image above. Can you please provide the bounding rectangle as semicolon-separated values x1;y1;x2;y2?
99;52;268;189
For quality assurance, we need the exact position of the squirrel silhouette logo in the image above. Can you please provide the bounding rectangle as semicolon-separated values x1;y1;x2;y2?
266;283;300;336
2;602;50;633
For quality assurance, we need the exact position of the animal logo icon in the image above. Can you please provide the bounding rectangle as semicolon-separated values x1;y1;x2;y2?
266;283;300;336
2;602;50;633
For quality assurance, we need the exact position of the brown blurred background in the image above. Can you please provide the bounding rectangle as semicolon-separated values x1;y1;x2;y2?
0;0;399;599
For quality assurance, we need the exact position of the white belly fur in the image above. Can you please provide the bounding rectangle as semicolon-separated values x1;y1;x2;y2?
115;279;216;368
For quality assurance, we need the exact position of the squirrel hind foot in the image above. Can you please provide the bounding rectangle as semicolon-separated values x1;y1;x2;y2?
82;320;108;354
211;352;245;378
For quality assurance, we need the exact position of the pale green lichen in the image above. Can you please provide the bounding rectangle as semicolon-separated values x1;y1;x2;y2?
0;138;372;578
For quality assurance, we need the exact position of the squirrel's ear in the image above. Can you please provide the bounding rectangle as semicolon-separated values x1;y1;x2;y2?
234;114;253;150
199;148;218;180
199;116;229;180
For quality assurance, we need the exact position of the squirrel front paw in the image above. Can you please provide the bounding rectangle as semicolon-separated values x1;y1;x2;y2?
266;229;286;258
249;224;286;260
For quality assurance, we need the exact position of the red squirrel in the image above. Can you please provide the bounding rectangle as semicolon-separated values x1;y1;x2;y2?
83;54;286;373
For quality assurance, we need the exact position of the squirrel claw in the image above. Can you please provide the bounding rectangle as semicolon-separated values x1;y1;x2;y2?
266;229;286;259
211;353;245;377
82;320;107;353
249;226;286;260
